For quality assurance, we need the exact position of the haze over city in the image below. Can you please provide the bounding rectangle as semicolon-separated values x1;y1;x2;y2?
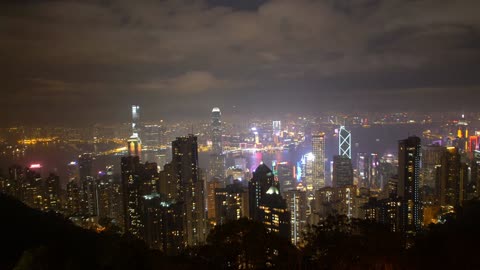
2;0;480;125
2;1;480;270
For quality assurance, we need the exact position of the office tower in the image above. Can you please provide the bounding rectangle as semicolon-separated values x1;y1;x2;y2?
421;145;446;189
141;193;184;254
257;186;290;240
81;176;97;217
171;135;206;247
248;163;278;220
207;178;222;220
121;155;143;237
313;186;355;221
332;155;353;188
214;181;249;225
211;107;222;155
131;105;141;136
6;165;24;198
141;162;159;195
129;105;142;157
128;135;142;157
67;161;79;181
210;107;225;181
398;136;421;236
44;173;60;211
277;162;295;193
158;163;177;200
283;189;307;245
440;147;461;207
365;153;380;189
23;165;44;209
339;126;351;159
97;166;121;219
301;153;315;192
273;121;281;145
456;114;469;152
78;153;93;182
66;180;81;215
272;121;281;136
357;153;367;187
312;133;326;189
78;154;97;216
143;124;163;149
209;154;225;181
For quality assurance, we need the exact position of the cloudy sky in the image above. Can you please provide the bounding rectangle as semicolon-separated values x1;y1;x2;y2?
1;0;480;125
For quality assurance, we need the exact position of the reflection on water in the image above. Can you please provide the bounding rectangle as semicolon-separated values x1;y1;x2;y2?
0;124;433;187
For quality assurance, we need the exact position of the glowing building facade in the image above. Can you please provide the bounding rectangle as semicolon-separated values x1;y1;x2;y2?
312;133;326;189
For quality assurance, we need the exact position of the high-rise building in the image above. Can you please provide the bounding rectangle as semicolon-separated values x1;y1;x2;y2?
171;135;206;247
44;173;60;211
129;105;142;157
421;144;446;189
78;154;93;182
277;162;295;193
121;155;143;237
141;193;184;254
66;180;81;215
131;105;140;136
312;133;326;189
440;147;461;207
398;136;421;236
97;166;120;219
214;181;249;225
210;107;225;181
283;189;307;245
257;186;290;240
78;153;97;216
339;126;352;159
332;155;353;188
158;163;177;200
207;178;222;220
128;135;142;157
211;107;222;155
248;163;278;220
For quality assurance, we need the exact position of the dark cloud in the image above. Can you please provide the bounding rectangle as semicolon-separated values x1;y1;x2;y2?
1;0;479;125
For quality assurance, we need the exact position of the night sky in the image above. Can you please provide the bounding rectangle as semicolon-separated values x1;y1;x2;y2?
1;0;480;125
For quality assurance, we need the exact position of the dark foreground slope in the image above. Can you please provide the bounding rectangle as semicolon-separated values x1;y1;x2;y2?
0;194;195;270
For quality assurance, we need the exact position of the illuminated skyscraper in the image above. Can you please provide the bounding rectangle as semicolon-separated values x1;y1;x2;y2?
211;107;222;155
44;173;60;211
132;105;140;136
121;155;143;237
171;135;206;247
257;186;290;240
207;178;222;220
312;133;326;189
398;136;421;236
141;193;184;254
339;126;351;159
78;153;97;216
283;189;307;245
129;105;142;157
440;147;461;207
214;181;249;225
66;179;80;215
210;107;225;181
78;154;93;182
332;155;353;188
248;163;278;220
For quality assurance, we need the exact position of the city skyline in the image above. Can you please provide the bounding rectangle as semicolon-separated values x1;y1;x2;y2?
2;0;480;125
1;1;480;268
